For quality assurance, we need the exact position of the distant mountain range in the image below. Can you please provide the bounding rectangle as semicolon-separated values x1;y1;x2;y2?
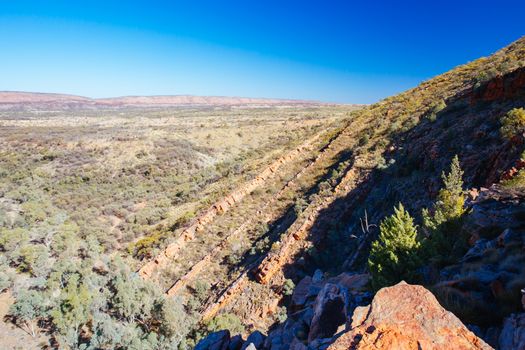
0;91;332;110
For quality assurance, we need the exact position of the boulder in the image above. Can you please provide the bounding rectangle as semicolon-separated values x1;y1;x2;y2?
196;330;231;350
289;338;308;350
228;335;244;350
241;331;266;350
461;238;497;263
308;337;334;350
308;283;348;342
312;269;324;283
484;327;501;349
263;328;280;350
327;282;492;350
291;276;312;308
499;313;525;350
326;273;369;293
496;228;522;247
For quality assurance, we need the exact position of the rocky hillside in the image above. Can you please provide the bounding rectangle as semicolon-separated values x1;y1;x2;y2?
195;37;525;349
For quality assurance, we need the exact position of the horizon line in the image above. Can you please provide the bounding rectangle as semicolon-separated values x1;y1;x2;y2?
0;90;366;105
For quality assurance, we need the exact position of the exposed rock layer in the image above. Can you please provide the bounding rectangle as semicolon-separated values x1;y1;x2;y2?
139;135;320;279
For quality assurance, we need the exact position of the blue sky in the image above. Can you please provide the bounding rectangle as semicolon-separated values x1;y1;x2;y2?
0;1;524;103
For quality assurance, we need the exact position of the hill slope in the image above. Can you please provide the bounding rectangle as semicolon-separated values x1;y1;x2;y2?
194;37;525;349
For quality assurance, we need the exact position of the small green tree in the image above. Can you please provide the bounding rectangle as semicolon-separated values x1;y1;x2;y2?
50;273;93;348
0;228;29;261
10;290;46;337
423;155;465;230
17;244;50;277
422;155;466;262
88;312;124;349
153;296;191;343
111;272;154;324
500;107;525;139
368;203;421;290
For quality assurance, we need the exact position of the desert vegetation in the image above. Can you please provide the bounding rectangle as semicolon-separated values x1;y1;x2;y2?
3;35;525;350
0;105;354;348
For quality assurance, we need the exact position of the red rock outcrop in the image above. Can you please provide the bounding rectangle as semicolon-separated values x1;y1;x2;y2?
327;282;492;350
470;66;525;104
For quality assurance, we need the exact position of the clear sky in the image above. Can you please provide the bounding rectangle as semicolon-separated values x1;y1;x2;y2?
0;1;524;103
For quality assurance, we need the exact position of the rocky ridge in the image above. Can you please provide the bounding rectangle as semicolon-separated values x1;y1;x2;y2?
138;133;322;280
195;37;525;350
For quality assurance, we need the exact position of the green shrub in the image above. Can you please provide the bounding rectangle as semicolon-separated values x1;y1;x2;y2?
127;229;167;260
358;134;370;146
500;107;525;139
276;306;288;323
205;313;244;335
431;99;447;114
422;155;467;263
282;279;295;296
426;113;437;123
250;236;270;255
375;156;387;170
192;280;210;301
293;198;308;216
0;228;29;256
425;100;446;123
0;271;11;292
17;245;49;277
368;203;421;290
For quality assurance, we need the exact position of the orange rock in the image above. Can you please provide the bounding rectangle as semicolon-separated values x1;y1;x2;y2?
328;282;492;350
